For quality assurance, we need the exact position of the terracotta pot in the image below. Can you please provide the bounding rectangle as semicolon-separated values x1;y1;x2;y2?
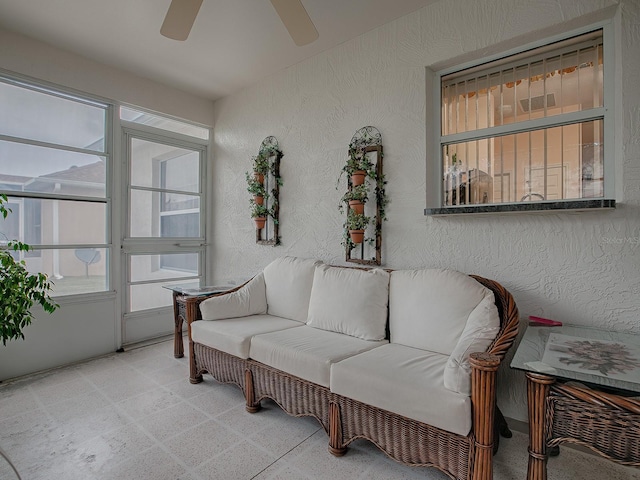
254;195;264;206
254;217;266;229
350;170;366;186
254;172;264;184
349;229;365;244
348;200;364;215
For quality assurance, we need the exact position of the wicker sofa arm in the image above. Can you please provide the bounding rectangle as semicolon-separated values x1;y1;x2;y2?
469;352;501;480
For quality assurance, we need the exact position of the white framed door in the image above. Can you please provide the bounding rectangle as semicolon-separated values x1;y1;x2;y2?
122;127;207;344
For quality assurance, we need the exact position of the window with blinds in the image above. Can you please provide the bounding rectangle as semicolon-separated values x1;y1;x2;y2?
440;30;605;206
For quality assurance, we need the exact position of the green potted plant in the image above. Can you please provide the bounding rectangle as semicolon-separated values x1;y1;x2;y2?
340;147;373;186
250;202;269;230
252;154;270;183
246;172;267;205
0;194;58;346
345;210;370;245
340;183;368;215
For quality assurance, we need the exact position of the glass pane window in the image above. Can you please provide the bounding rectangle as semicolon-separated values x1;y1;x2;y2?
440;30;606;206
0;141;106;197
0;81;106;152
443;120;603;206
0;76;110;297
0;196;106;245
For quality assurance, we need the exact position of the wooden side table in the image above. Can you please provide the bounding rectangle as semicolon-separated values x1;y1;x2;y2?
164;283;236;358
512;324;640;479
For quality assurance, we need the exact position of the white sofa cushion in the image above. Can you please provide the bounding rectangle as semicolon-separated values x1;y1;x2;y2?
199;273;267;321
249;325;387;387
306;265;390;341
263;257;322;323
444;293;500;394
330;343;472;436
191;314;302;359
389;269;497;355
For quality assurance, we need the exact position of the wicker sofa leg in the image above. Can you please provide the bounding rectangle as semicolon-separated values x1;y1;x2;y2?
470;352;500;480
189;339;203;384
245;369;261;413
328;401;347;457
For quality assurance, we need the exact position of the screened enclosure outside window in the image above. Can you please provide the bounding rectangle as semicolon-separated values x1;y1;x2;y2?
440;30;606;207
0;76;110;296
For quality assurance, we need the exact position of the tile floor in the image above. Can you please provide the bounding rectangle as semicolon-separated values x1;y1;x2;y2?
1;339;639;480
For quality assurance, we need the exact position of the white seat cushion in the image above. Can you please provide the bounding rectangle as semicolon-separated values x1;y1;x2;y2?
191;314;302;359
306;265;390;341
330;343;472;436
263;257;322;322
199;273;267;321
389;269;497;356
249;325;387;387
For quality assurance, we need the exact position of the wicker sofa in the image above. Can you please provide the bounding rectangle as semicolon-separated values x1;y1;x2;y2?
185;257;519;480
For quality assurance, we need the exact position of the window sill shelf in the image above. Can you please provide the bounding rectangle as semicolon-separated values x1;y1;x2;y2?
424;199;616;216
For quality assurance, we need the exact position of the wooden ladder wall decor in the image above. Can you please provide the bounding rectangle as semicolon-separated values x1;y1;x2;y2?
343;126;385;266
253;136;283;246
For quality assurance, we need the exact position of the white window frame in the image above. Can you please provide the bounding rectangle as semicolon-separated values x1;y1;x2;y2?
429;21;616;211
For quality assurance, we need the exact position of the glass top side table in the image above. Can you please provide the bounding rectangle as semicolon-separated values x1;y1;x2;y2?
511;324;640;479
163;283;236;358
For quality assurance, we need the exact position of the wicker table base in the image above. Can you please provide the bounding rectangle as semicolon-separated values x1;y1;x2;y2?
526;372;640;480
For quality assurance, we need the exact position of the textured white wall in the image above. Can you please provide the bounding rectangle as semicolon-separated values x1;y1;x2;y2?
211;0;640;421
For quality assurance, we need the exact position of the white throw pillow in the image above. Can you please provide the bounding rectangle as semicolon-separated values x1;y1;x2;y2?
263;257;323;322
443;293;500;394
199;273;267;320
306;265;390;341
389;269;494;355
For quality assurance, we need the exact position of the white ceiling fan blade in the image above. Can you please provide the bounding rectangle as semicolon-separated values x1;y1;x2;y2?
161;0;203;41
270;0;319;47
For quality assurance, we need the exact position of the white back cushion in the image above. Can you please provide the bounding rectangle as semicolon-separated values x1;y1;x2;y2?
306;265;390;341
263;257;322;322
389;269;496;355
444;293;500;394
200;273;267;320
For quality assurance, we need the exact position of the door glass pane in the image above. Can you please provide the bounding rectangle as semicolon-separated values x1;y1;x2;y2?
130;253;198;282
130;138;199;192
0;81;106;152
130;281;184;312
130;189;200;238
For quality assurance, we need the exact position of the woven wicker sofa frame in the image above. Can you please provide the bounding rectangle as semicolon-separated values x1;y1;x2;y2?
185;273;519;480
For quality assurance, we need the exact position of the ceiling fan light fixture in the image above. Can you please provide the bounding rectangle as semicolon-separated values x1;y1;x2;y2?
270;0;319;47
161;0;203;41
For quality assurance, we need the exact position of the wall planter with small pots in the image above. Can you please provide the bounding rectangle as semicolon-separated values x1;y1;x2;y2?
338;126;387;265
246;136;283;245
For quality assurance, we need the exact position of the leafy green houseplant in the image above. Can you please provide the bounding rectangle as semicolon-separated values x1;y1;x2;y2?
0;194;58;345
344;210;370;245
250;202;269;230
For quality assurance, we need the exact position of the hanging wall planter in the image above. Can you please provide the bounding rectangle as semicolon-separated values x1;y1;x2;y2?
246;136;283;245
338;126;387;265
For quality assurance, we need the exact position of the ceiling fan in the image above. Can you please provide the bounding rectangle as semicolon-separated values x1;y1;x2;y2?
160;0;319;46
